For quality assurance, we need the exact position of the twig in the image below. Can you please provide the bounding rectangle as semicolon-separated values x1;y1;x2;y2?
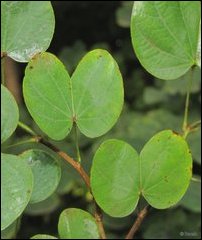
36;136;107;238
182;68;194;139
125;205;149;239
1;52;7;58
17;122;106;238
5;137;36;149
191;177;201;183
35;136;90;188
189;120;201;131
94;203;107;239
17;122;90;186
74;123;81;163
37;136;106;238
1;57;6;85
18;121;37;136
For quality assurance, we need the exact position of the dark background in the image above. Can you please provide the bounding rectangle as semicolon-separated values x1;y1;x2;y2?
2;1;201;239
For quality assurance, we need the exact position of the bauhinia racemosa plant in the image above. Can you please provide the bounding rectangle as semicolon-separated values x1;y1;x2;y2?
1;1;201;239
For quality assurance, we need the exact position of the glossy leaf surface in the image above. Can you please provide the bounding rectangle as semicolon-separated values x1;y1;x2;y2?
21;149;61;203
1;85;19;143
1;1;55;62
1;153;33;230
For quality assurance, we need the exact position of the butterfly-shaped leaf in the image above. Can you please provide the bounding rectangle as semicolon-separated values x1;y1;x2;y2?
23;50;123;140
91;130;192;217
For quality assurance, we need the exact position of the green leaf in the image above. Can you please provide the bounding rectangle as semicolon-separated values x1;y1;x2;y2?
91;139;139;217
91;130;193;216
131;1;201;80
180;177;201;213
20;149;61;203
71;49;123;138
1;153;33;230
31;235;57;239
196;20;201;68
1;85;19;143
23;50;123;140
23;52;73;140
1;1;55;62
58;208;100;239
140;130;192;209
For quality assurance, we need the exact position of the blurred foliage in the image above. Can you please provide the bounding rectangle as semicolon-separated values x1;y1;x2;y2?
115;1;133;28
142;209;201;239
180;176;201;213
25;194;61;216
2;1;201;239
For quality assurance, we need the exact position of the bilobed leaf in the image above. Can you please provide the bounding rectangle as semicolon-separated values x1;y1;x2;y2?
1;1;55;62
140;130;192;209
20;149;61;203
131;1;201;80
91;139;139;217
31;235;57;239
23;50;123;140
91;130;193;216
1;153;33;230
1;85;19;143
58;208;100;239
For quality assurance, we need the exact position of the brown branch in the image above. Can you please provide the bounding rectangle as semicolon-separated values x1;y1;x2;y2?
35;136;106;239
59;151;90;188
1;52;7;58
94;203;107;239
125;205;149;239
35;136;90;188
16;120;107;239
